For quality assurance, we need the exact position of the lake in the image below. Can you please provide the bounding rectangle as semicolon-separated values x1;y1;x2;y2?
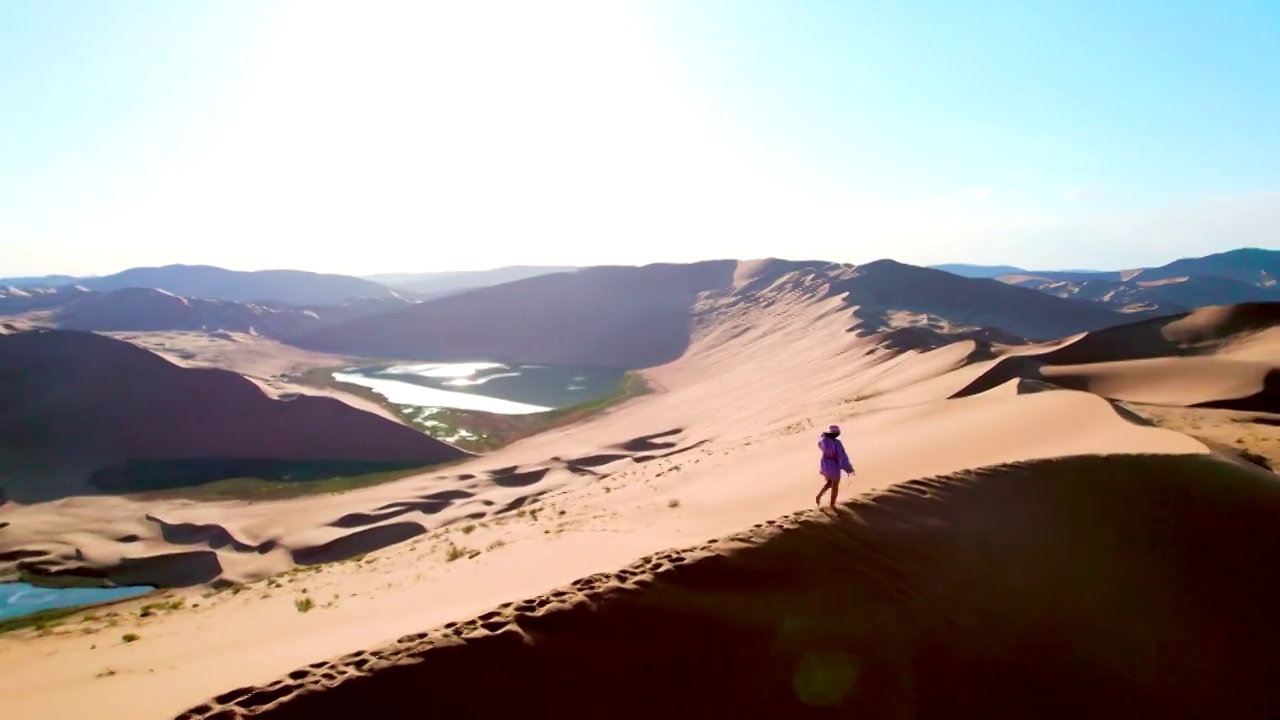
333;362;627;415
0;582;155;622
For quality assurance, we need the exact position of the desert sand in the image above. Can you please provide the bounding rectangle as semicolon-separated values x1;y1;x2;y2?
1;263;1277;719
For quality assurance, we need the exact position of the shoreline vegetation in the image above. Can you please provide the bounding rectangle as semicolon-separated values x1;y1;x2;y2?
0;575;162;635
293;366;653;453
117;461;468;502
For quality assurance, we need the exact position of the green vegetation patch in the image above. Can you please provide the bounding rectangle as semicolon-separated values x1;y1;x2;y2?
0;605;83;635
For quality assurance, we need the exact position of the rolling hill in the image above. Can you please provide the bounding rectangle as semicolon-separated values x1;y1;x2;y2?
986;248;1280;315
48;288;325;336
1001;274;1279;316
0;287;418;338
0;329;466;502
871;302;1280;414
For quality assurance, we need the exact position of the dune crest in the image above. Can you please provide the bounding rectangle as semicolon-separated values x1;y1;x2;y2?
870;303;1280;413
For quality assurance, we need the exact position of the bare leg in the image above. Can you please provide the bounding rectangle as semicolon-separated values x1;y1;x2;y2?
815;479;831;506
828;480;839;508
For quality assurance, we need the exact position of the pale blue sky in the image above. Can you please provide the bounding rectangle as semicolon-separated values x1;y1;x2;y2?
2;0;1277;277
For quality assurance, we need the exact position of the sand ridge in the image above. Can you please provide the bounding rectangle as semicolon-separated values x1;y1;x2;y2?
864;303;1280;412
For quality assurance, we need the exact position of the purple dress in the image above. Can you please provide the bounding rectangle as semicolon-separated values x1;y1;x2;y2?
819;435;854;480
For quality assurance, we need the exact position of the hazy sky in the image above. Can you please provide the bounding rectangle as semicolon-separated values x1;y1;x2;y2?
3;0;1278;277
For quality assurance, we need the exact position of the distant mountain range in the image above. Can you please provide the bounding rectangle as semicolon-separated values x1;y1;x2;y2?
3;248;1275;345
929;263;1028;278
365;266;579;297
932;248;1279;315
929;264;1104;278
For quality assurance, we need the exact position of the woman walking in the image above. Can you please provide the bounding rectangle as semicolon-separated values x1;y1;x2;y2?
816;424;854;508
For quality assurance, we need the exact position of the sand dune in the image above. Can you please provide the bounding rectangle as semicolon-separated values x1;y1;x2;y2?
289;260;742;367
0;287;419;340
0;285;88;313
287;257;1123;367
0;330;465;503
995;248;1279;288
1130;247;1279;287
181;454;1280;720
101;330;401;422
0;261;1272;719
0;429;717;587
891;303;1280;413
825;259;1122;339
1040;358;1278;410
999;274;1276;316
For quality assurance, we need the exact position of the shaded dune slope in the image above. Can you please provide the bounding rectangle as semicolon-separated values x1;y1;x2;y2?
287;261;741;367
826;259;1122;340
1133;247;1280;286
1036;302;1280;364
50;288;323;337
940;304;1280;412
0;288;418;339
869;325;1022;353
184;454;1280;720
0;330;465;502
